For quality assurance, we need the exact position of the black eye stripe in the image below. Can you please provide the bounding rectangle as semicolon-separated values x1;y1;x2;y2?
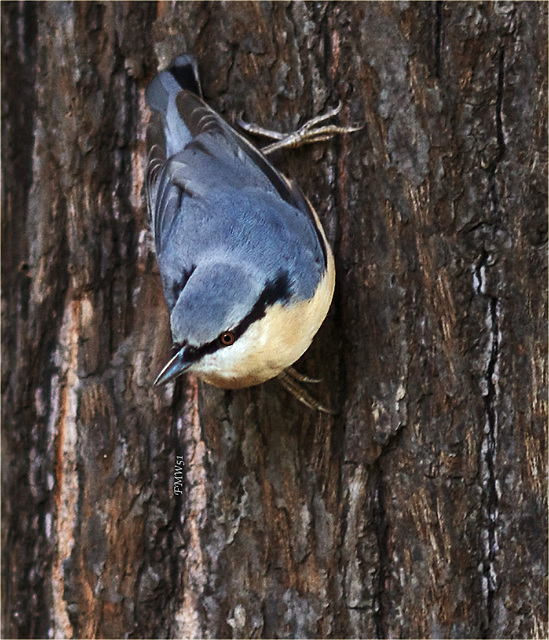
231;270;291;339
182;271;292;363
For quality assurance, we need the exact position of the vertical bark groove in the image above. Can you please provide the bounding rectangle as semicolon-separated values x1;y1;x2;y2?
372;465;388;640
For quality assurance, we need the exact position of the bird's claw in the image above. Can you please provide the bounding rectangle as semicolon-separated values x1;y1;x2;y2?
277;367;337;414
238;102;363;156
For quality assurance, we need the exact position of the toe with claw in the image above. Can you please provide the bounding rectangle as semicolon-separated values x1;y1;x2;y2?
277;367;337;414
237;102;363;155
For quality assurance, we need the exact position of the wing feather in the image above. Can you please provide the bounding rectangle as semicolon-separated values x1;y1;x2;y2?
146;83;329;312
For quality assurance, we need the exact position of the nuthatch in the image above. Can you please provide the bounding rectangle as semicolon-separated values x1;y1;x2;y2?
146;55;358;410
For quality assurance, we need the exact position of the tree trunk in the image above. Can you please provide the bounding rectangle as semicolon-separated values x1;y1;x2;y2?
2;2;547;638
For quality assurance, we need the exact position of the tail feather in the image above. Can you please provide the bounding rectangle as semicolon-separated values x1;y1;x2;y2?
167;54;202;96
146;54;202;158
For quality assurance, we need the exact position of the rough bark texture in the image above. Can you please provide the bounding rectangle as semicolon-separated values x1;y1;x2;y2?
2;2;547;638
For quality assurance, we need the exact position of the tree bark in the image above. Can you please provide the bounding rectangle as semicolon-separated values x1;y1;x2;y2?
2;2;547;638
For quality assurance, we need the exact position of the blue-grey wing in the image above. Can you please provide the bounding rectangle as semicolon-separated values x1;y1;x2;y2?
146;116;196;310
146;139;182;255
173;92;325;230
146;90;327;310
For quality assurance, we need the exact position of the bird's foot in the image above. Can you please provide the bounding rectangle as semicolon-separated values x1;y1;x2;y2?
237;102;362;155
277;367;337;414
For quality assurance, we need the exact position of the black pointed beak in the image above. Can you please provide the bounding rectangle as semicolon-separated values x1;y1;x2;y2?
153;348;192;387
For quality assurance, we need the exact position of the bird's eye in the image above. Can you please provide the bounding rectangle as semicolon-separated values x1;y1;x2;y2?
219;331;236;346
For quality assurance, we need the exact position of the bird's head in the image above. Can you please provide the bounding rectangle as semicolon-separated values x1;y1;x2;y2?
153;260;299;389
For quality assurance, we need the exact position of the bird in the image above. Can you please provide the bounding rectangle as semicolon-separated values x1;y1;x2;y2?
145;54;357;410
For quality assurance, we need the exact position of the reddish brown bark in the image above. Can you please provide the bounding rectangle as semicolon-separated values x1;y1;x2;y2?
2;2;547;638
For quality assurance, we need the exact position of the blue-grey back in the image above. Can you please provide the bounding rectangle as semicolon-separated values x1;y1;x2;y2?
146;61;328;314
149;118;325;312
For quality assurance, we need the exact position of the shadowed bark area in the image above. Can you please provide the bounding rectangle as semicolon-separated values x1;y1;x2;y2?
2;2;547;638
